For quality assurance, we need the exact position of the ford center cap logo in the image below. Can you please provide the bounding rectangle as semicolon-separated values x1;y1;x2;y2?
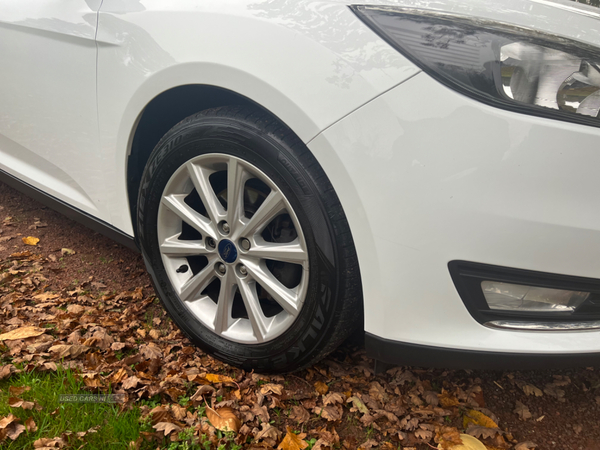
218;239;238;264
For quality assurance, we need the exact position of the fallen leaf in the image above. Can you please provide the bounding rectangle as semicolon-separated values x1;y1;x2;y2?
278;426;309;450
0;326;45;341
0;414;25;441
8;397;35;410
34;437;66;448
313;405;342;421
255;422;281;441
514;442;537;450
153;422;181;436
0;365;17;380
61;248;75;256
25;417;37;432
358;439;379;450
289;405;310;423
206;406;241;433
314;381;329;395
439;389;460;408
464;425;501;440
48;344;89;359
323;392;344;406
514;401;531;420
369;381;389;403
347;396;369;414
437;434;487;450
522;384;543;397
260;383;283;395
435;426;462;449
462;409;498;429
22;236;39;246
9;386;31;396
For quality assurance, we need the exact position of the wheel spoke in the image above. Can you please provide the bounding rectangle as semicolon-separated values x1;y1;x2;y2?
162;194;218;239
213;270;235;334
241;259;300;316
238;277;269;342
226;158;247;235
179;258;218;302
187;162;226;224
246;238;308;264
236;190;285;239
160;234;207;256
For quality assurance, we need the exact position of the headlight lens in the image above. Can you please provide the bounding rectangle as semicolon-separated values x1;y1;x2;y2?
351;6;600;125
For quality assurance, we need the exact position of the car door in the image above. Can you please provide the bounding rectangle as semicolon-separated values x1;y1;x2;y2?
0;0;110;221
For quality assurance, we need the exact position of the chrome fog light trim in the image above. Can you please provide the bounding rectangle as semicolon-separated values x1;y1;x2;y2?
486;320;600;331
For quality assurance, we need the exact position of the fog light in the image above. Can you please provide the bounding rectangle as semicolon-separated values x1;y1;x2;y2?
481;281;590;312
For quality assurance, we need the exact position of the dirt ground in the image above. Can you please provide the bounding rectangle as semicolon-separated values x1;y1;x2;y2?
1;180;600;450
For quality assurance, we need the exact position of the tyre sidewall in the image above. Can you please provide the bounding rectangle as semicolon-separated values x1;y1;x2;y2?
138;116;341;372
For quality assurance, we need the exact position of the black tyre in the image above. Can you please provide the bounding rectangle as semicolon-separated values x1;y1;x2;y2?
137;105;362;372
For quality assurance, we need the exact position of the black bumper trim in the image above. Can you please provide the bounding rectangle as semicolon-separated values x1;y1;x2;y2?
0;169;138;252
365;332;600;370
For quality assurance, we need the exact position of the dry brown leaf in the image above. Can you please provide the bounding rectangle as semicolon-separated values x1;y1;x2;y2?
48;344;89;359
289;405;310;424
25;417;37;433
424;391;440;406
0;326;45;341
415;428;433;440
9;386;30;396
543;384;565;399
522;384;543;397
0;414;25;442
464;424;500;440
368;381;389;403
514;401;531;420
278;426;309;450
139;343;163;359
323;392;344;406
0;365;17;380
255;422;281;441
347;396;369;414
206;406;241;433
122;376;141;390
34;437;66;448
153;422;181;436
313;405;342;421
314;381;329;395
8;397;35;410
260;383;283;395
439;389;460;408
435;426;462;449
22;236;39;246
358;439;379;450
514;442;538;450
206;373;235;384
33;292;58;302
462;409;498;429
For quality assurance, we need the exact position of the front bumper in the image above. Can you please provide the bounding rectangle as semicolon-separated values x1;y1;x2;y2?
308;71;600;364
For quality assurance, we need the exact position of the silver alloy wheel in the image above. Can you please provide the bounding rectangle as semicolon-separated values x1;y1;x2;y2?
157;154;309;344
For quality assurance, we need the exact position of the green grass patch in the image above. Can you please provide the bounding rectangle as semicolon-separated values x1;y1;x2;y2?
0;366;141;449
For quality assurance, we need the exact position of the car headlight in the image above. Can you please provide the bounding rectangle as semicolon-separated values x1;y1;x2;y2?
351;5;600;127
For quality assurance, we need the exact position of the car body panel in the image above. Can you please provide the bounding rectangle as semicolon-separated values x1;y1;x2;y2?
309;71;600;353
0;0;107;217
96;0;421;234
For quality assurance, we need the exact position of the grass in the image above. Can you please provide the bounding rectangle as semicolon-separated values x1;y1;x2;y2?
0;365;141;449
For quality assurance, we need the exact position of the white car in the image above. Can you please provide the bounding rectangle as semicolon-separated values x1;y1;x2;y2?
2;0;600;372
